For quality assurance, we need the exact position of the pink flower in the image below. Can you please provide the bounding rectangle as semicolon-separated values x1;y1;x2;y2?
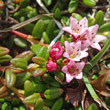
62;60;85;83
63;41;88;61
63;16;88;39
74;30;91;50
46;60;57;72
88;25;106;51
49;41;64;61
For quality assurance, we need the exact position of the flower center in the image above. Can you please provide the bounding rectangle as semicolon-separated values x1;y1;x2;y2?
69;68;75;73
69;52;76;58
75;27;80;33
55;48;59;51
68;66;77;75
79;33;87;40
74;30;78;33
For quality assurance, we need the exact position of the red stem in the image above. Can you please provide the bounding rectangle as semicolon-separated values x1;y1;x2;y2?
10;30;49;48
10;30;28;40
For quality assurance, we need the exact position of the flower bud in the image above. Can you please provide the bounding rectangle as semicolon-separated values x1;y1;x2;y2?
46;61;57;72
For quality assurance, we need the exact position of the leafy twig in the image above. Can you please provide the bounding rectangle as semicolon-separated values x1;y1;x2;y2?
36;0;64;48
0;14;53;33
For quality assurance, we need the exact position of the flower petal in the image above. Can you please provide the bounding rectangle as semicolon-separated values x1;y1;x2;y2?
66;74;74;83
75;72;83;79
80;51;88;59
93;35;106;43
63;27;73;34
74;41;81;51
70;16;78;30
79;17;88;28
91;42;101;51
64;41;74;53
49;41;64;60
52;41;60;49
89;25;99;39
81;40;91;50
76;62;85;70
62;65;68;73
71;50;88;61
63;52;70;59
46;61;57;72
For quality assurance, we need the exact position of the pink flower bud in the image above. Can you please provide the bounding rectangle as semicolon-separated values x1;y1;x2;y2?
46;60;57;72
49;41;64;61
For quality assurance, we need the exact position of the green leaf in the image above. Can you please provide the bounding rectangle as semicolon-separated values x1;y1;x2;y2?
43;0;52;6
34;98;44;110
54;8;61;19
88;103;98;110
95;10;104;26
0;47;9;56
20;0;30;8
10;58;28;69
32;56;46;66
5;69;16;88
33;68;47;77
26;6;37;18
51;97;63;110
44;88;63;99
44;99;56;107
16;51;33;62
30;44;41;56
83;74;98;100
60;35;68;46
34;82;46;93
11;98;20;106
83;0;96;6
68;0;79;13
32;20;45;39
0;55;12;64
18;105;27;110
24;80;35;96
2;102;12;110
99;23;110;31
43;106;51;110
24;93;40;104
43;32;50;44
14;37;27;48
24;23;34;34
46;19;56;40
15;72;31;87
72;13;82;21
12;107;19;110
37;46;47;58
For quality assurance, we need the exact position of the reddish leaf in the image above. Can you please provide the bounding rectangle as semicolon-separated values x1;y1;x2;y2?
90;64;110;97
66;79;84;106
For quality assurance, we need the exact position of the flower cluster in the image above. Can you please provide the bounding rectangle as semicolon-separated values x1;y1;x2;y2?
46;41;64;72
46;17;106;83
